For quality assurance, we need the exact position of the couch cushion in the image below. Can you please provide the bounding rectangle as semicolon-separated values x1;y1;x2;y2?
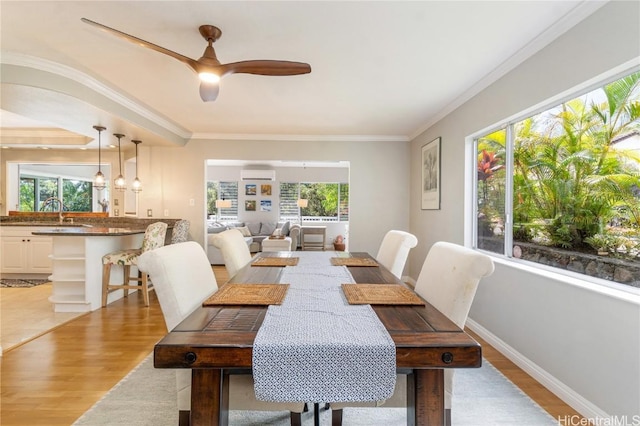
236;226;252;237
247;222;262;236
207;222;228;234
260;222;277;236
280;221;291;236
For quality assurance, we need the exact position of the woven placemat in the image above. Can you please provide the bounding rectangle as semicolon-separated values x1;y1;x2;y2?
330;257;378;267
203;284;289;306
251;257;299;267
342;284;425;305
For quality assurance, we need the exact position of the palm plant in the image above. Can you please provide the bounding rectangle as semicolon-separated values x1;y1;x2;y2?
511;71;640;250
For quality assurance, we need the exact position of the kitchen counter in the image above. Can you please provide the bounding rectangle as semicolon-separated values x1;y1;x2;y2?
32;227;145;236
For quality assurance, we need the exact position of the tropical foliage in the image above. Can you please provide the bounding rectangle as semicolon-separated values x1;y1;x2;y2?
477;71;640;258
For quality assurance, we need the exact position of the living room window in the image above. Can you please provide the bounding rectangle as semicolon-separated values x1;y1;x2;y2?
279;182;349;222
207;181;238;220
473;69;640;289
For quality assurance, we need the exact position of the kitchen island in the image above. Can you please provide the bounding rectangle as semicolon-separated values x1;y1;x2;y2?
32;227;146;312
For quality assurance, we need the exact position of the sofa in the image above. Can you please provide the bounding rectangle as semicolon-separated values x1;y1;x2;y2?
207;220;301;265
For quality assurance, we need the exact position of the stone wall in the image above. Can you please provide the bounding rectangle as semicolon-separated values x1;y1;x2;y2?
479;237;640;288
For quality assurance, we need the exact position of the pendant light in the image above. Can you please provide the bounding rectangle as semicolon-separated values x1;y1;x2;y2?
113;133;127;191
131;140;143;193
92;125;106;191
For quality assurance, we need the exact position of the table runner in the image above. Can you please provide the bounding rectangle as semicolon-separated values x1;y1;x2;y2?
252;251;396;403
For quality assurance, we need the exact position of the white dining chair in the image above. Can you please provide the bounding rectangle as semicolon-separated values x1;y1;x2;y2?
375;230;418;279
211;228;253;278
137;241;305;426
331;241;495;426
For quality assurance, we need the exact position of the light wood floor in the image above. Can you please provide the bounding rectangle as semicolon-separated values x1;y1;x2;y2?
1;284;85;353
1;266;584;425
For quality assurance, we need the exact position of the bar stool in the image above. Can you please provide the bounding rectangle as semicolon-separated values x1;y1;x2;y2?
101;222;168;307
170;219;190;244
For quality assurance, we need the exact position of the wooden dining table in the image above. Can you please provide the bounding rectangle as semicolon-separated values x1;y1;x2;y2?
153;252;482;426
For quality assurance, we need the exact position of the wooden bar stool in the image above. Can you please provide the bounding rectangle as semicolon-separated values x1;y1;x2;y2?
101;222;168;307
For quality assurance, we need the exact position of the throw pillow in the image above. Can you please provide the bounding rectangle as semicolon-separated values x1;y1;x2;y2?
236;226;252;237
280;221;291;236
247;222;262;236
260;222;277;236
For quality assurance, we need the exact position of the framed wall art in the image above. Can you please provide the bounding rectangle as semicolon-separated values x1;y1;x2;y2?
261;184;272;196
421;137;441;210
260;200;272;212
245;200;256;211
245;184;257;196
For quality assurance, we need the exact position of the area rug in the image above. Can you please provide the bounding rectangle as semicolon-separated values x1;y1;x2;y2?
73;354;557;425
0;278;50;288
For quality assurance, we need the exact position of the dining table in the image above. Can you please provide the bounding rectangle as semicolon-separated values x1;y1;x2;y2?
153;251;482;426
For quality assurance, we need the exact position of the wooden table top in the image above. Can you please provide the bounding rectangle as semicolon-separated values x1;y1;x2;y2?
154;252;481;371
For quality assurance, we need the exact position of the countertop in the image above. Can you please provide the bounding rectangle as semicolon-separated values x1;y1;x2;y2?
31;227;146;236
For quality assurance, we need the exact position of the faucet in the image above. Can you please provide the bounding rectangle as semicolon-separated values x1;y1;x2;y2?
41;197;66;223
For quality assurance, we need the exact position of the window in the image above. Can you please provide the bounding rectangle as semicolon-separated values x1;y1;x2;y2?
207;181;238;220
473;70;640;288
279;182;349;222
19;175;93;212
279;182;300;221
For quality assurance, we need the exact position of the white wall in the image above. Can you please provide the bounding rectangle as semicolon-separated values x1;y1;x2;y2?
138;138;409;257
409;1;640;419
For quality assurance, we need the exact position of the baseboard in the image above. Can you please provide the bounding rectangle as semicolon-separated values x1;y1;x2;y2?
466;318;610;421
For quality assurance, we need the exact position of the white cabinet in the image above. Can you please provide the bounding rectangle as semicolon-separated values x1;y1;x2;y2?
0;227;53;274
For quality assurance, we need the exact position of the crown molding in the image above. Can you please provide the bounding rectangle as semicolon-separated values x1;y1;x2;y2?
408;0;609;141
1;51;191;140
190;133;409;142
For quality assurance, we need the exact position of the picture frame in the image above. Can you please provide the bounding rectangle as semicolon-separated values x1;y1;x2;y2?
245;200;256;211
261;184;272;196
260;200;272;212
245;184;257;196
421;137;441;210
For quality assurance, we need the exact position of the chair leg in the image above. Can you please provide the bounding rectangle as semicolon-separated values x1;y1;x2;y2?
123;265;131;298
101;263;111;307
290;411;302;426
141;272;149;307
331;408;343;426
178;410;190;426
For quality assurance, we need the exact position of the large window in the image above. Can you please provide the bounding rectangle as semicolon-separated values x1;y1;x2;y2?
207;181;238;220
474;70;640;288
19;175;93;212
279;182;349;222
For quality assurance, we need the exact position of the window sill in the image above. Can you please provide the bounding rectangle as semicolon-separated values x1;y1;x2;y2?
487;253;640;305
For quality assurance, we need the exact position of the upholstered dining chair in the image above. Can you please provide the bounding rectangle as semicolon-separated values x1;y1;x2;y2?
331;241;495;426
137;241;305;426
211;228;253;278
170;219;190;244
375;230;418;279
101;221;167;307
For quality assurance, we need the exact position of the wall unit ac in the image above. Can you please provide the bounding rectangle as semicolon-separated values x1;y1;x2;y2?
240;169;276;181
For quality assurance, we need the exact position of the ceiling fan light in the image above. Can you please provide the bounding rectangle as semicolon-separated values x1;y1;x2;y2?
199;72;220;83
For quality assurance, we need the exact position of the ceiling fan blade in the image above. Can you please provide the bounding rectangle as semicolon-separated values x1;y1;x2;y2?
81;18;200;71
199;81;220;102
220;60;311;77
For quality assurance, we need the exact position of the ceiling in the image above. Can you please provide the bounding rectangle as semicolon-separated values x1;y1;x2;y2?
0;1;605;149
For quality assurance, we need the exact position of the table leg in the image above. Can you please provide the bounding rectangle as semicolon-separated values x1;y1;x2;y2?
190;369;230;426
407;369;444;426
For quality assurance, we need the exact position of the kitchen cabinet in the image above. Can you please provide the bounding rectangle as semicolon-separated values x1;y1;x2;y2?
0;227;53;274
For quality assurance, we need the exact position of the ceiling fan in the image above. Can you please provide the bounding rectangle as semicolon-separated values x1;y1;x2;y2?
81;18;311;102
